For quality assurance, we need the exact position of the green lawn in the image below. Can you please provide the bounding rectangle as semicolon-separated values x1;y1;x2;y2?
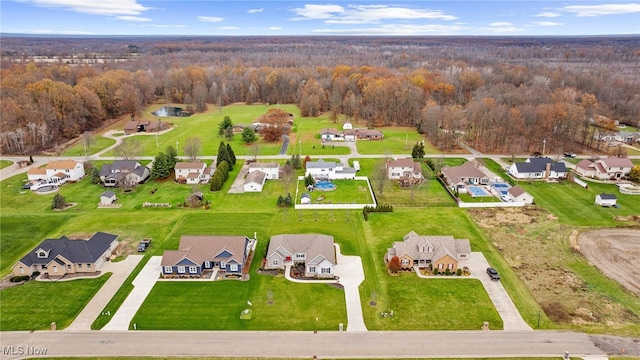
356;128;439;155
299;179;373;205
0;275;110;330
61;136;116;157
0;159;13;169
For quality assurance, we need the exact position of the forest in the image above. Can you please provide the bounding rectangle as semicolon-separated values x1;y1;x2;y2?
1;35;638;155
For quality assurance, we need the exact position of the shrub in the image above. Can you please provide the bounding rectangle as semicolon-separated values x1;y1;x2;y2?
445;268;451;276
456;268;462;276
433;268;439;275
10;275;30;282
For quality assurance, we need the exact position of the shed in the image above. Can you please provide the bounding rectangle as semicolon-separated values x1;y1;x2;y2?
100;191;117;205
595;193;617;207
301;192;311;204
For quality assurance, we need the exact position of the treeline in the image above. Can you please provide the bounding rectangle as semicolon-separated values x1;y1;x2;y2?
1;36;638;154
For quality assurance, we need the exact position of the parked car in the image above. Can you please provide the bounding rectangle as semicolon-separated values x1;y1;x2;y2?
486;267;500;281
137;238;152;252
564;151;576;158
500;194;512;202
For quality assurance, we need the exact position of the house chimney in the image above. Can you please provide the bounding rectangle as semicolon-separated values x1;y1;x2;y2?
544;162;551;180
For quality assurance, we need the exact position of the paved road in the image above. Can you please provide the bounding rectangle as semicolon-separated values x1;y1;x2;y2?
65;256;143;331
0;330;605;360
102;256;162;331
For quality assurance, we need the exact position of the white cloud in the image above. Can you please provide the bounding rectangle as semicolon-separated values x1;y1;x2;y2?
267;27;283;30
217;26;240;30
248;8;264;14
198;16;224;22
531;21;563;26
292;4;456;22
312;23;469;35
535;11;561;17
17;0;150;16
116;16;151;22
563;3;640;16
136;24;186;28
489;22;514;26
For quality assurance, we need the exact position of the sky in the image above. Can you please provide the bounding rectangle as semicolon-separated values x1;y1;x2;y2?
0;0;639;36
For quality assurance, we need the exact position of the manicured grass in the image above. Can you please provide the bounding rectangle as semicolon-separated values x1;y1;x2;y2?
519;180;640;226
459;193;502;203
26;358;576;360
626;146;640;156
0;275;110;330
0;159;13;169
298;179;373;205
131;280;347;330
61;136;116;156
356;128;439;155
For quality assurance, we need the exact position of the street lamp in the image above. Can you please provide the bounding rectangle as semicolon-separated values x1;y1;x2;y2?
176;141;179;156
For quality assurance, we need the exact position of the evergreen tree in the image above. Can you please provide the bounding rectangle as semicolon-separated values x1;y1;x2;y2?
288;154;302;169
411;142;425;160
151;152;171;179
224;126;234;141
217;160;229;181
218;116;233;136
226;143;236;166
210;171;225;191
91;167;101;184
29;155;34;164
241;127;258;144
51;193;66;210
284;193;293;206
217;142;232;170
165;145;178;169
304;173;315;188
276;195;284;207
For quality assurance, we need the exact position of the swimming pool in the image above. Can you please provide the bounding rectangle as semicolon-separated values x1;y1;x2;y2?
468;186;489;196
315;180;337;191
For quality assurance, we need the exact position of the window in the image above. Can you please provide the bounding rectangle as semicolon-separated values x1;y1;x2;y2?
401;258;409;265
164;266;172;273
321;267;331;274
448;263;454;269
295;253;305;259
37;251;47;258
78;263;82;268
19;267;25;274
271;259;279;266
204;261;211;268
308;266;316;273
438;263;443;270
178;266;185;274
87;263;91;268
67;264;72;269
53;266;58;273
189;266;197;273
229;264;238;272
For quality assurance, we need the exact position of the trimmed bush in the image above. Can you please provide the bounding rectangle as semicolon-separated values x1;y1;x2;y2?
10;275;30;282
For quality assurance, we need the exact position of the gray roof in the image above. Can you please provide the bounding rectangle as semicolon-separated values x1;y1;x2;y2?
306;159;336;169
245;170;266;185
441;161;486;184
249;162;279;169
101;191;116;198
101;161;146;177
268;234;335;266
515;158;567;174
18;232;118;267
598;193;617;200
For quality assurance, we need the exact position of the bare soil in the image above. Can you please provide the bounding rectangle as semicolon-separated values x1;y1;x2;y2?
468;207;640;334
577;229;640;296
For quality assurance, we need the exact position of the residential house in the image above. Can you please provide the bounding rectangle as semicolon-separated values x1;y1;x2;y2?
595;193;617;207
441;161;489;190
123;119;170;134
26;167;48;182
161;235;250;277
344;128;384;141
386;158;423;186
28;160;85;184
244;170;267;192
266;234;336;278
575;157;634;180
100;191;117;205
305;159;356;180
100;160;150;187
13;232;118;277
507;158;567;180
319;128;344;141
506;185;534;204
248;162;280;179
386;231;471;272
174;161;213;184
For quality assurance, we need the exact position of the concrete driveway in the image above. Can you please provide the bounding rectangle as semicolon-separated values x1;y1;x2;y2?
466;252;532;330
64;255;143;331
284;244;367;332
227;163;249;194
102;256;162;330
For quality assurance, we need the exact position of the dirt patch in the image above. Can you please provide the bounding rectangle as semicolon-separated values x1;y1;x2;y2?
590;335;640;356
577;228;640;296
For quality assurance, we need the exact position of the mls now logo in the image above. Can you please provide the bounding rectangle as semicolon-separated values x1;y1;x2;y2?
2;346;48;356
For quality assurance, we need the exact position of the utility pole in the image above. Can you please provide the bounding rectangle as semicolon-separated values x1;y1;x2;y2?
542;138;546;157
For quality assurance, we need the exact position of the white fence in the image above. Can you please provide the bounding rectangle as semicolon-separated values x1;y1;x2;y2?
294;176;377;210
458;201;526;208
573;177;588;189
619;184;640;195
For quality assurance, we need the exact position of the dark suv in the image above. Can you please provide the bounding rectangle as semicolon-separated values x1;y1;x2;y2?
486;267;500;281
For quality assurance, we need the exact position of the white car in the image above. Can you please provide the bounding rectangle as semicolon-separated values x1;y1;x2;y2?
500;194;512;202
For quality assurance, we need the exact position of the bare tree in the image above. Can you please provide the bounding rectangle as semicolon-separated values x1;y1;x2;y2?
183;137;201;160
115;137;142;160
371;158;389;197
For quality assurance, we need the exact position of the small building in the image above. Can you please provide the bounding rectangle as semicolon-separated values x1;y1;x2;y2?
123;119;170;134
100;191;117;205
266;234;336;278
301;193;311;204
343;122;353;130
174;162;212;184
244;170;267;192
507;185;534;204
595;193;617;207
248;162;280;179
13;232;118;277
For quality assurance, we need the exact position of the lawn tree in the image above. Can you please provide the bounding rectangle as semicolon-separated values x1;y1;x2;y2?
91;167;101;184
281;164;295;193
224;126;234;141
51;193;66;210
250;144;261;161
216;142;232;170
629;164;640;183
226;143;236;166
218;116;233;136
372;158;389;196
183;137;201;160
82;131;95;156
411;141;425;160
304;173;315;188
217;160;229;182
165;145;178;168
209;171;225;191
388;256;402;273
114;138;142;160
151;152;171;179
303;155;312;169
287;154;302;169
241;127;258;144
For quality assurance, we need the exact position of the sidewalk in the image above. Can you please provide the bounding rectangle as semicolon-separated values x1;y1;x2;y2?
65;255;143;331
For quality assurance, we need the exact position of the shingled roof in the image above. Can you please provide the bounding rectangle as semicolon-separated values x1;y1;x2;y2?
18;232;118;267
